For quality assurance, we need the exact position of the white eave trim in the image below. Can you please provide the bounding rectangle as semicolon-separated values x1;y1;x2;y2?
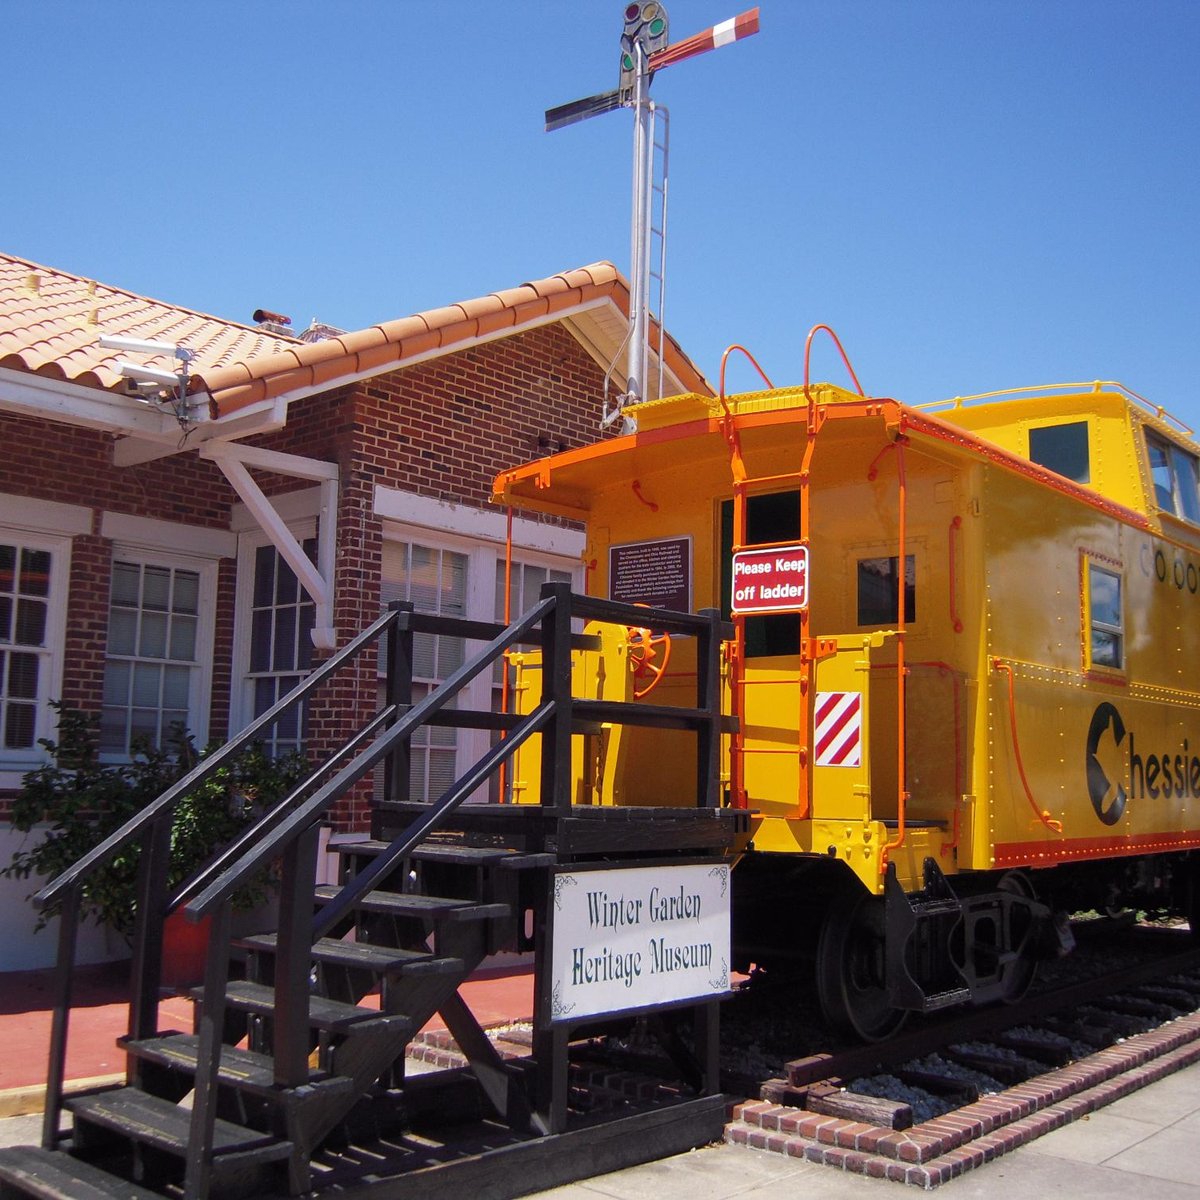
0;366;191;438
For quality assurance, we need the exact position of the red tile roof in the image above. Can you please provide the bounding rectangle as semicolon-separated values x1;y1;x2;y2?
0;252;710;420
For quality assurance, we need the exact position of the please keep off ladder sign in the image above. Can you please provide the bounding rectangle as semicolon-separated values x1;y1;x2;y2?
731;544;809;615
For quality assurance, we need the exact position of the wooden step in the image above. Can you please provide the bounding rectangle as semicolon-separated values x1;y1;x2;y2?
236;933;464;977
0;1144;164;1200
333;838;555;869
121;1034;354;1103
313;884;512;923
194;980;412;1035
68;1088;293;1164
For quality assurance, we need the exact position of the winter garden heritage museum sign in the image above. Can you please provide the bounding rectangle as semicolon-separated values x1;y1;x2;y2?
549;863;731;1021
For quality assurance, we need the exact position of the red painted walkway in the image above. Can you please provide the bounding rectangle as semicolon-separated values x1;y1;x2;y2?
0;958;534;1100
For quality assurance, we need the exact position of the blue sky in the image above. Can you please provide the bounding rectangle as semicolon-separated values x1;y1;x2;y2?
6;2;1199;423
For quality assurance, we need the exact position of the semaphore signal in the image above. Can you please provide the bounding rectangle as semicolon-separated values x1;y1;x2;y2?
546;4;761;432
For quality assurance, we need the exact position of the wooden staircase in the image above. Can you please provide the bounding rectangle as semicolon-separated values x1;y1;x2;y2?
0;586;739;1199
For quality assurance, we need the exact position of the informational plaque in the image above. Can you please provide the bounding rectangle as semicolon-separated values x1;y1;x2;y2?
548;862;731;1022
609;536;692;613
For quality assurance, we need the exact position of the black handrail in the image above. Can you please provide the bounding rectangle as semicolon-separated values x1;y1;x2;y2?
183;594;557;920
34;604;402;911
167;702;400;913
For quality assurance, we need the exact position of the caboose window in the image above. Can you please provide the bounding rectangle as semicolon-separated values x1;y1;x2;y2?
857;555;917;626
1087;563;1123;670
719;491;801;657
1146;432;1200;524
1029;421;1090;483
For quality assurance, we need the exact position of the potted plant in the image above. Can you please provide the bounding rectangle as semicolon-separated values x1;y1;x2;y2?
2;704;308;977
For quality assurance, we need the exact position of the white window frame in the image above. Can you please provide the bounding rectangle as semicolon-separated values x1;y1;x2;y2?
0;529;72;785
101;546;219;759
378;510;582;800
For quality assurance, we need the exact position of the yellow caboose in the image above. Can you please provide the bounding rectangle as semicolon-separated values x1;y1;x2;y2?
493;374;1200;1038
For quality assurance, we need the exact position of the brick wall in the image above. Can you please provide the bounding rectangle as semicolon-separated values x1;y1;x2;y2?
253;323;605;829
0;320;605;829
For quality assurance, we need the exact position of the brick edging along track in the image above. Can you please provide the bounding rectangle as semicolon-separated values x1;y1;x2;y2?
727;1009;1200;1188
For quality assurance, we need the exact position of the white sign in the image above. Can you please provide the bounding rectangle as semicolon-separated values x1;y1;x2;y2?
549;863;731;1022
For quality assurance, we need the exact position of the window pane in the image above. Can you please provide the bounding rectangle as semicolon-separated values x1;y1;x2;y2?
129;708;158;746
169;614;197;661
1171;446;1200;523
250;610;273;672
173;571;199;614
1148;437;1175;510
111;562;140;606
132;662;161;707
162;665;190;709
857;555;917;626
1089;566;1121;628
298;605;314;670
273;607;297;670
109;609;137;656
0;546;14;591
8;653;38;700
275;560;298;605
253;545;276;608
104;661;130;705
142;566;171;611
1091;630;1121;668
0;597;11;642
1029;422;1089;484
5;703;35;749
139;612;168;659
15;599;45;646
19;550;51;598
99;707;128;754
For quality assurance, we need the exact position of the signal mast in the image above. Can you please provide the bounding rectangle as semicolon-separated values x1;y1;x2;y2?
547;3;760;432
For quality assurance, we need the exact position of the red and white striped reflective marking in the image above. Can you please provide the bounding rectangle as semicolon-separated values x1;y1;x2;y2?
649;7;760;71
814;691;863;768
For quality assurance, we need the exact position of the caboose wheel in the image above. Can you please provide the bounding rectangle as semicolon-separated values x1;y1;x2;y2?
996;871;1039;1004
816;891;907;1042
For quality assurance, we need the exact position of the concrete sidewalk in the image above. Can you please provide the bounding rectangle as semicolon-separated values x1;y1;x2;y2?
3;1060;1199;1197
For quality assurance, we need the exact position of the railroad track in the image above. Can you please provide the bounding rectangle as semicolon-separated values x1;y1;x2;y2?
724;926;1200;1186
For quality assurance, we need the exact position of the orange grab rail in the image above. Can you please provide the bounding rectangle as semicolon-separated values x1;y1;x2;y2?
803;323;866;400
992;659;1065;834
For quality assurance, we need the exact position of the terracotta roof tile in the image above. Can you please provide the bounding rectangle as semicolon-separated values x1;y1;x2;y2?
0;250;712;418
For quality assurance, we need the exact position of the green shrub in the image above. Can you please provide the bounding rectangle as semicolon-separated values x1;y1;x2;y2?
2;704;309;938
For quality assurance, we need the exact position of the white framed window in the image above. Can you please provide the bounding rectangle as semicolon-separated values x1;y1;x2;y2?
0;534;69;768
376;514;581;806
243;538;317;757
382;539;469;803
100;552;217;757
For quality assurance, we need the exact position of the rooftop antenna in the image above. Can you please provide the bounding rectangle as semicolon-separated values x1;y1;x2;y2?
547;4;760;433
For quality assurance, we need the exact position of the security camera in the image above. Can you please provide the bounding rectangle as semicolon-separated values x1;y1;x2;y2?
115;360;183;388
99;334;194;362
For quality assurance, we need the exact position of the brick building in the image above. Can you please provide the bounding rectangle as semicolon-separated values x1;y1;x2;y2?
0;251;710;968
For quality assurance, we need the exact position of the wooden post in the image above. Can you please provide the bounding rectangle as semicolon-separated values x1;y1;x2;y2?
273;823;320;1086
